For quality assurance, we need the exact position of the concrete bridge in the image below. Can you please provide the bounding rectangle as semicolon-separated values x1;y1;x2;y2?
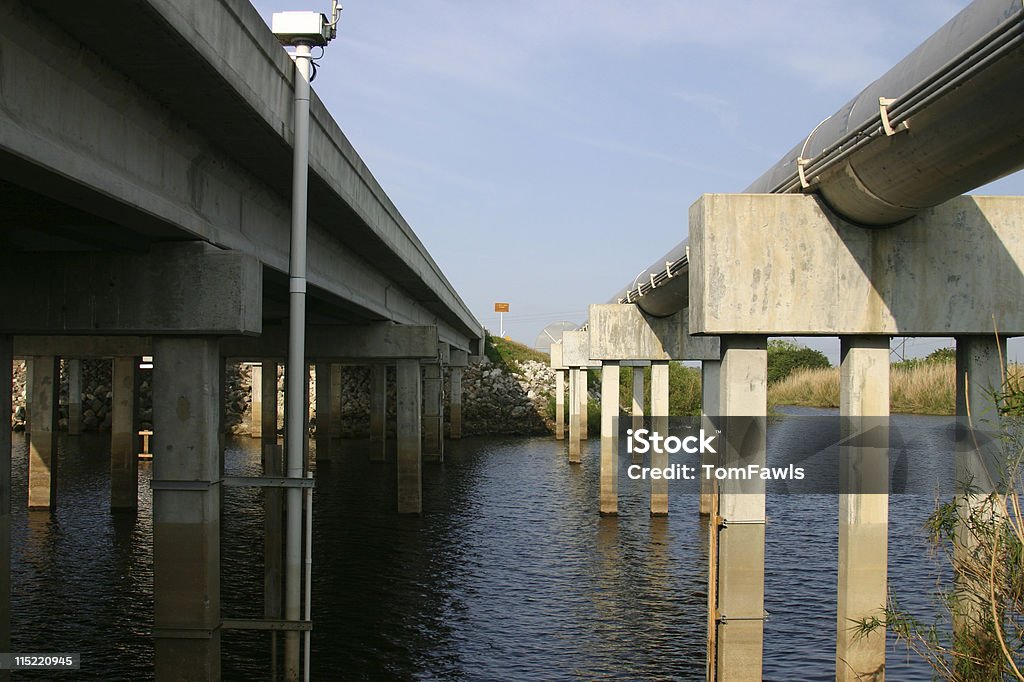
551;0;1024;680
0;0;482;679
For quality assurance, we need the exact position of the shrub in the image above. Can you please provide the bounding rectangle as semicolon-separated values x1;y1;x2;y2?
767;340;831;384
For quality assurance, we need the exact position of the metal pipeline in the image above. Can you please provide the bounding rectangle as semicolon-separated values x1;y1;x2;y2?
615;0;1024;318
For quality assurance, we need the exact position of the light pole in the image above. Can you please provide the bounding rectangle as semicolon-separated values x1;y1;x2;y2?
272;5;340;681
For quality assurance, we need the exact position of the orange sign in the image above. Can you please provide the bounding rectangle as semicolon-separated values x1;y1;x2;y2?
494;302;510;312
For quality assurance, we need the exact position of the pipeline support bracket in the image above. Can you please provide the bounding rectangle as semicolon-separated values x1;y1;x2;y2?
879;97;909;136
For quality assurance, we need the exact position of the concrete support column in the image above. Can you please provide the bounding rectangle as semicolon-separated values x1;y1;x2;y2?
953;336;1005;650
579;368;589;440
110;357;138;511
249;363;263;438
314;363;332;461
0;337;12;669
632;366;644;433
836;336;890;682
555;370;565;440
260;359;283;675
152;337;221;681
66;359;82;436
700;360;721;516
568;367;581;464
423;364;443;462
449;367;463;440
330;365;343;443
396;360;422;514
712;336;767;681
27;356;58;510
600;362;620;516
369;365;387;461
650;361;669;516
23;361;31;434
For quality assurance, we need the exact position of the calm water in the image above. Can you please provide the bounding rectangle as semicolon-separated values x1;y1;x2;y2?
10;410;952;680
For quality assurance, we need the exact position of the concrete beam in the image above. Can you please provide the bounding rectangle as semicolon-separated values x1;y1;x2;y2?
0;244;260;335
549;342;567;370
151;337;221;680
249;363;263;439
690;194;1024;335
561;331;601;368
14;337;152;358
588;304;719;361
449;348;469;368
437;343;451;365
222;324;438;361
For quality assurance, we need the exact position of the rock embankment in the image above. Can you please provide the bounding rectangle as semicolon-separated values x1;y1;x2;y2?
11;355;562;436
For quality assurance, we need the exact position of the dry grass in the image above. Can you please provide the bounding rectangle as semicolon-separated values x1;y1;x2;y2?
770;362;1024;415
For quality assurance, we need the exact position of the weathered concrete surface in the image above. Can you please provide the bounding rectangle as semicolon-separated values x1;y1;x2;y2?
700;360;721;516
110;357;138;510
588;304;719;361
560;332;601;368
600;362;620;516
0;0;481;350
369;365;387;461
423;364;443;462
953;336;1005;649
837;337;889;682
27;357;58;510
223;324;438;361
650;361;669;516
0;244;261;335
396;360;422;514
315;364;333;461
568;368;581;464
66;359;82;436
250;363;263;439
579;368;589;441
714;337;767;681
690;194;1024;335
555;370;565;440
449;366;463;440
151;337;221;681
0;336;11;672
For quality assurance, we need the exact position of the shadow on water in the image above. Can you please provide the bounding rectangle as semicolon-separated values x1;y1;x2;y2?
8;417;949;680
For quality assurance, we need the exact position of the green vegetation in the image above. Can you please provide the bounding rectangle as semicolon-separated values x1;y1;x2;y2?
484;335;548;368
617;363;702;417
767;339;831;384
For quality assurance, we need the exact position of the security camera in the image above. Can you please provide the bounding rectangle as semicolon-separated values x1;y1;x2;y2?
272;11;331;46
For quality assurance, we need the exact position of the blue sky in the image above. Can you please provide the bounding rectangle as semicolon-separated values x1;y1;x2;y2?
250;1;1024;362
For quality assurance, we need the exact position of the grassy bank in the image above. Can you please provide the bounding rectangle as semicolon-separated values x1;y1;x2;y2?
769;362;1023;415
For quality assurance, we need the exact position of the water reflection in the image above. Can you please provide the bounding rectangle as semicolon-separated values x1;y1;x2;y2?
6;418;952;679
